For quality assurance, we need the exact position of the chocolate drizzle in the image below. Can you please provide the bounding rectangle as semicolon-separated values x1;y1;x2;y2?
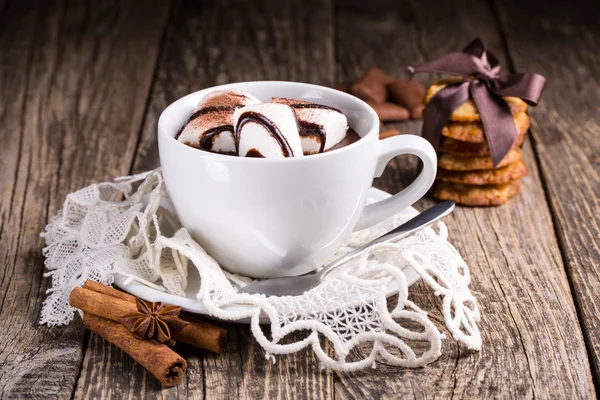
174;126;184;140
296;121;325;153
199;125;234;151
271;97;343;114
176;104;245;141
245;148;264;157
235;111;293;157
273;99;344;153
288;102;343;114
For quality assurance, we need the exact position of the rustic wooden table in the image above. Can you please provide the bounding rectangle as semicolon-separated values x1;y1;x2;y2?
1;0;599;398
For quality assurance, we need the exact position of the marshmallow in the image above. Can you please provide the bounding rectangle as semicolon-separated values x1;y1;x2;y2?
177;89;260;154
233;103;304;158
272;98;348;154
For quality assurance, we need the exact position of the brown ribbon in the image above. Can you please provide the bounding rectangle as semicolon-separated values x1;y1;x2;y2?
409;38;547;167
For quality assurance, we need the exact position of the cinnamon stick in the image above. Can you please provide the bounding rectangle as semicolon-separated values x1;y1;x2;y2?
83;280;137;302
71;286;137;318
71;285;227;353
83;313;186;387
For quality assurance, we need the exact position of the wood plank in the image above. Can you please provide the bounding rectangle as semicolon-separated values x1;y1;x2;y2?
0;0;169;398
75;0;336;398
494;0;600;387
334;0;595;398
0;3;85;398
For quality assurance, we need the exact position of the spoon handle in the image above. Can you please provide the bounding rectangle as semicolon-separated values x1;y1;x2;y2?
317;201;455;282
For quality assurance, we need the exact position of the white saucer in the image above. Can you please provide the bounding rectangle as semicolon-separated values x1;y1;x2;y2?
114;187;420;323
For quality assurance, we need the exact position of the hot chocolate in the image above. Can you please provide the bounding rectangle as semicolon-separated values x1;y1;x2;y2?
176;89;360;158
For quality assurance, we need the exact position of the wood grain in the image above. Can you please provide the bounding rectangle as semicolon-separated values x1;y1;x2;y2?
494;0;600;387
0;0;169;398
0;3;85;398
334;0;595;398
0;0;597;398
74;337;204;399
76;0;336;398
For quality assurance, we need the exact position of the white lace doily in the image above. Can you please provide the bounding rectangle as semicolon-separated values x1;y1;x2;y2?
40;170;481;371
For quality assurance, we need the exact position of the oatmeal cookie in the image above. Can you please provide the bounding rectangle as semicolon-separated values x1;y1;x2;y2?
438;148;522;171
437;160;527;185
439;128;526;156
441;112;529;143
432;181;521;206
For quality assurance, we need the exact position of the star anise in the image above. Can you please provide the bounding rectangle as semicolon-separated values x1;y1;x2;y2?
119;299;190;346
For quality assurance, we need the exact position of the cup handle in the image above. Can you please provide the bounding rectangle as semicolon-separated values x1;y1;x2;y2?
354;134;437;231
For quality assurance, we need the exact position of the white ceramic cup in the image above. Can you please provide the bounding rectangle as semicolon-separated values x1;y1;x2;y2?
158;81;437;278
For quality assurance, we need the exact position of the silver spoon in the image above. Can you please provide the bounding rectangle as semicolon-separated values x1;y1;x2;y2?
239;201;455;297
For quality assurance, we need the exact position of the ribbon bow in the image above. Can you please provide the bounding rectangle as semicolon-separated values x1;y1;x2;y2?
409;38;547;167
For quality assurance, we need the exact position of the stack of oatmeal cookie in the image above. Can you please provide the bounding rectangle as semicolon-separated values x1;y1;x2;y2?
427;80;530;206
